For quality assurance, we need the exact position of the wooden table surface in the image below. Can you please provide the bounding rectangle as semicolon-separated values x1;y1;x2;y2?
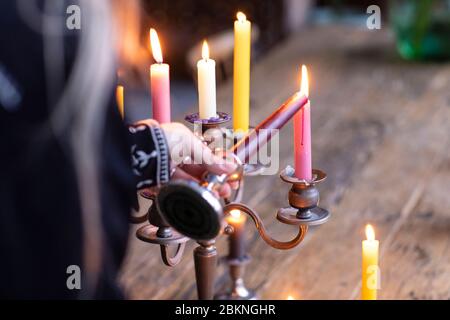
120;25;450;300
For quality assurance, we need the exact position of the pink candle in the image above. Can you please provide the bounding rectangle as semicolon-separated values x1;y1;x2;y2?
150;29;171;123
294;65;312;181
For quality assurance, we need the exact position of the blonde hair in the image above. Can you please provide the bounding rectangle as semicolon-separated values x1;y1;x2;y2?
18;0;143;298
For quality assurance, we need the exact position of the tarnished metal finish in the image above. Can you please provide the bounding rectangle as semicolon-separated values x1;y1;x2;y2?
280;168;327;185
185;111;231;137
157;179;224;240
129;190;156;224
278;167;330;225
135;103;331;299
194;240;218;300
139;189;157;200
130;211;149;224
136;224;189;267
185;111;231;127
157;153;244;240
223;224;234;235
215;255;257;300
223;203;308;250
277;206;330;226
136;224;189;245
160;243;186;267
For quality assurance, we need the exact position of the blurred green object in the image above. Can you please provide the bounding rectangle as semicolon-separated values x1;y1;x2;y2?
390;0;450;60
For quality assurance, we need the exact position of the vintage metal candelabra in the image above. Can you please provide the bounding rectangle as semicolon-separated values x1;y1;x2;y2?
133;93;330;300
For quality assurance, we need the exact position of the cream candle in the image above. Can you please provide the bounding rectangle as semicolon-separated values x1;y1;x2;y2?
294;65;312;181
362;224;380;300
233;12;251;133
150;28;171;123
197;41;217;119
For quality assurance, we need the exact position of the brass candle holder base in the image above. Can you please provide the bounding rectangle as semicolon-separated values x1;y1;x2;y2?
215;255;257;300
277;167;330;226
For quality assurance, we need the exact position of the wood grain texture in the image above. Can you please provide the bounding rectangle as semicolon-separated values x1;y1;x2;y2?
119;25;450;300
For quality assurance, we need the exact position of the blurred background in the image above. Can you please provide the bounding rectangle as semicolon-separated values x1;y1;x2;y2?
122;0;450;122
121;0;450;300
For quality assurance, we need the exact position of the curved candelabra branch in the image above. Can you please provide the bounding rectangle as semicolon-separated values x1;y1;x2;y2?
131;191;155;224
130;212;149;224
223;203;308;250
160;243;186;267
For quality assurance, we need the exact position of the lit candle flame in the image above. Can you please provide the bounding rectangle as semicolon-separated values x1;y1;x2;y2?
202;40;209;60
150;28;163;63
365;224;375;241
230;209;241;219
237;12;247;23
300;65;309;97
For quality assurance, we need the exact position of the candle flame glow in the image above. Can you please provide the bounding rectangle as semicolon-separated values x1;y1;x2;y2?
300;65;309;97
230;209;241;219
150;28;163;63
202;40;209;60
237;12;247;23
287;295;295;300
365;224;375;241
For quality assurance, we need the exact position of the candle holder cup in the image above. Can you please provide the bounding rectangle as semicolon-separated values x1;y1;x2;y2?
277;167;330;226
185;111;231;137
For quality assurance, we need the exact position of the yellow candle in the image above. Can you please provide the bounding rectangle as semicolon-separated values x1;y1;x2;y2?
197;40;217;119
116;85;124;119
362;224;380;300
233;12;251;133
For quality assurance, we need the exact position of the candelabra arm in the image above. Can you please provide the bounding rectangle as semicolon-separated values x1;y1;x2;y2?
131;190;155;224
130;213;149;224
224;203;308;250
160;243;186;267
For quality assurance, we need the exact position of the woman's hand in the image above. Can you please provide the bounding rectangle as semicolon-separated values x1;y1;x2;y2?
160;122;238;198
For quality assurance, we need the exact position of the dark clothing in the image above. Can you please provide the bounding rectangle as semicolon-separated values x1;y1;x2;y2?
0;1;168;299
